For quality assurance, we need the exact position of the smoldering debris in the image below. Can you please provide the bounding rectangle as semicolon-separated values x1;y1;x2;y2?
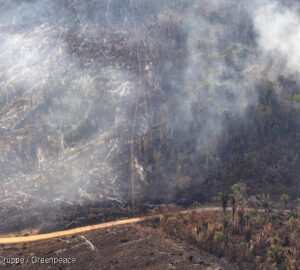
0;0;299;233
0;1;142;233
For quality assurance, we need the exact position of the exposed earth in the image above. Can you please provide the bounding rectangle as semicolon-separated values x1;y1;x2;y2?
0;223;237;270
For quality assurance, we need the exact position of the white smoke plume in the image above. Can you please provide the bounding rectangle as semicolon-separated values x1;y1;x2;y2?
254;1;300;73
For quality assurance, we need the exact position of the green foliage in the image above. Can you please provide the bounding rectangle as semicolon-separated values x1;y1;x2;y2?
214;231;226;242
292;94;300;103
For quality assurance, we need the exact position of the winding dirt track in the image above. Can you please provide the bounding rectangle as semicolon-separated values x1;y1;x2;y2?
0;207;221;244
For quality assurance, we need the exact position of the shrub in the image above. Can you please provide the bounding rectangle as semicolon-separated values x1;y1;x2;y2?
156;208;299;269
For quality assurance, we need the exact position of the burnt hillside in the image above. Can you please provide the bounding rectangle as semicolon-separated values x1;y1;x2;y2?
0;0;299;232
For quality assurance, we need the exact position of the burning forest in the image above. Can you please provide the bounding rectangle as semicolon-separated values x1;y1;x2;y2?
0;0;299;269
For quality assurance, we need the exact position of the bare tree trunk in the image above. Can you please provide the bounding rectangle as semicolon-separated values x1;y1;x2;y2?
130;43;144;209
130;97;139;209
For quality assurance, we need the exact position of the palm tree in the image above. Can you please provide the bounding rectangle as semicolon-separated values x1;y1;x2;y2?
216;192;229;215
256;193;272;212
229;193;236;223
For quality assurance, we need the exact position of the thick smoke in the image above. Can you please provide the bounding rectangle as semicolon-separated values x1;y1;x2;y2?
182;0;300;153
183;0;257;149
0;0;299;232
0;0;139;228
253;1;300;73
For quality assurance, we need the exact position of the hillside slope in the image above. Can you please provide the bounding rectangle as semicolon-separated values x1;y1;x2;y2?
0;0;299;233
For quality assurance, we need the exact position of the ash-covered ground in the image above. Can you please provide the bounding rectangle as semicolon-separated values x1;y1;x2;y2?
0;0;147;233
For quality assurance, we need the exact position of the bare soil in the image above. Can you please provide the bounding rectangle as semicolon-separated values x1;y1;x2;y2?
0;224;237;270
